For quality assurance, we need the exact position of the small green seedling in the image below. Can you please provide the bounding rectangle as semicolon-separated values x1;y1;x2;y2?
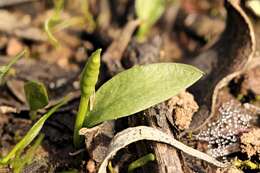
74;49;203;147
44;0;64;47
135;0;165;42
11;133;44;173
0;96;69;165
0;49;27;84
44;0;95;47
128;153;155;173
73;49;101;147
24;80;49;120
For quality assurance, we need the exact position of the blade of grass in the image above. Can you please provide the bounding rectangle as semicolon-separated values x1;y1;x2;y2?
0;96;69;164
0;49;27;83
44;0;64;47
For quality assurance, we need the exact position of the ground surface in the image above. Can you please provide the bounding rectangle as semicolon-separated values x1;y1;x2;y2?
0;0;259;173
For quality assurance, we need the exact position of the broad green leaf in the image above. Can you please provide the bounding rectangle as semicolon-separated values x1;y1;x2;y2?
24;81;49;111
0;49;27;84
0;96;68;165
84;63;203;127
135;0;165;41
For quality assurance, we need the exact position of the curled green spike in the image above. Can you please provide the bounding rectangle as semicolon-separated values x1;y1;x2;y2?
73;49;101;147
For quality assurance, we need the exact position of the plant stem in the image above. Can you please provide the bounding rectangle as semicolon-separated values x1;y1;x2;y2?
74;96;89;148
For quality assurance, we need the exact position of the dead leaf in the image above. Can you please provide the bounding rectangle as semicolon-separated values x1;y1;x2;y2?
80;126;228;173
188;0;256;130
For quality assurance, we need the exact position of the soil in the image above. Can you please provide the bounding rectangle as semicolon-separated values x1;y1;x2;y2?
0;0;259;173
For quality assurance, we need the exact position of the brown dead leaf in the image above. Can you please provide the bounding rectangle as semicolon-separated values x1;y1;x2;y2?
93;126;227;173
189;0;255;130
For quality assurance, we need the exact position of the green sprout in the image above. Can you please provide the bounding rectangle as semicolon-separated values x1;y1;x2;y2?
44;0;95;47
128;153;155;173
44;0;64;47
0;49;28;84
73;49;101;147
80;0;96;32
24;80;49;120
0;96;69;165
135;0;165;42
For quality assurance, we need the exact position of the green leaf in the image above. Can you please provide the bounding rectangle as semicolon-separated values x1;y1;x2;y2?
0;96;68;165
135;0;165;41
24;80;49;111
0;49;27;84
85;63;203;127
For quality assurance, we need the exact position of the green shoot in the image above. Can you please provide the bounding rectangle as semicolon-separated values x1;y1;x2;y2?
44;0;64;47
0;49;28;84
128;153;155;173
73;49;101;148
80;0;96;32
11;134;44;173
0;96;69;165
135;0;165;42
44;0;94;47
24;80;49;120
84;63;203;128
